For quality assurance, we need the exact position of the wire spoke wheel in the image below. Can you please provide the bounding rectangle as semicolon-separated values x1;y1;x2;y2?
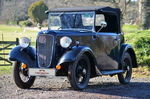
118;52;132;84
19;65;30;83
122;59;132;82
13;61;35;89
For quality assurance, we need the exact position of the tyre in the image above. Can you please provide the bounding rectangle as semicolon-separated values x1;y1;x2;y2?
13;61;35;89
68;54;91;90
118;52;132;84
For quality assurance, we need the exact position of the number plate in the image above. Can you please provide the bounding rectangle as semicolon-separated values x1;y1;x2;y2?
29;68;55;76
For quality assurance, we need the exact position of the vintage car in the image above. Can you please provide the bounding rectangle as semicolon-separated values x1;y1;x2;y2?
9;6;137;90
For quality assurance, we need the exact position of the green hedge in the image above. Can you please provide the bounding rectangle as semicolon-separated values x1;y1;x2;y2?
124;25;150;67
134;37;150;66
19;20;33;27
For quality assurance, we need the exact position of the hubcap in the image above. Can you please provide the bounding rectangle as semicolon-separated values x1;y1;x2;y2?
76;60;88;85
82;69;86;75
127;66;130;71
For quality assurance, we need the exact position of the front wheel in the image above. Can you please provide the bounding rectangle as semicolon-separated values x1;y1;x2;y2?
118;52;132;84
13;61;35;89
68;54;91;90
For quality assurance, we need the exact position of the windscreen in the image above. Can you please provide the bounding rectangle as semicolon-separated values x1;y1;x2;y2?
48;12;95;31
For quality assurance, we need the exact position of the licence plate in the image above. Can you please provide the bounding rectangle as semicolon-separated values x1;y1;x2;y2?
29;68;55;76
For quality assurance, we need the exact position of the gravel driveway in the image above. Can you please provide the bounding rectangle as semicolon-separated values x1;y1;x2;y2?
0;75;150;99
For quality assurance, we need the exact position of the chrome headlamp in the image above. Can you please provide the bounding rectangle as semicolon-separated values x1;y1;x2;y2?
60;36;72;48
19;37;31;48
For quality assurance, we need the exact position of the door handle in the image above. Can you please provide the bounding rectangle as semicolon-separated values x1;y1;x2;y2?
92;35;97;40
113;38;120;46
113;39;117;45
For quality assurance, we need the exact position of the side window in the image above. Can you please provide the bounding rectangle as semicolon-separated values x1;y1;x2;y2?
82;13;94;26
96;14;119;33
96;14;105;26
50;16;61;30
95;14;106;32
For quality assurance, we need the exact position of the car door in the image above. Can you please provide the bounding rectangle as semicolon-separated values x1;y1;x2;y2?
92;14;120;70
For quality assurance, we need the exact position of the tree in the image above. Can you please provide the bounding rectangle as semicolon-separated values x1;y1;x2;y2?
139;0;150;29
94;0;131;14
93;0;132;25
28;0;48;24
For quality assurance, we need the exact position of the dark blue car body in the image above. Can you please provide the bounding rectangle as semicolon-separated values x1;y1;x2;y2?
9;6;137;77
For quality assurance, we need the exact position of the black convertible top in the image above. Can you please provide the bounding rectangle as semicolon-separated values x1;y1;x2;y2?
47;6;121;33
47;6;120;15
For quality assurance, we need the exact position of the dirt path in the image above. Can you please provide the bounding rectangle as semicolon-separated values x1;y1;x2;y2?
0;75;150;99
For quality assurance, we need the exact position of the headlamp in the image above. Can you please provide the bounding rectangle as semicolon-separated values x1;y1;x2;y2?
19;37;30;48
60;36;72;48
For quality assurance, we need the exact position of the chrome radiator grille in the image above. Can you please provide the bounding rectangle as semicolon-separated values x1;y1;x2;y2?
37;34;54;67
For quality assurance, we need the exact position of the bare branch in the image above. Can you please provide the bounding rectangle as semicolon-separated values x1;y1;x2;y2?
126;0;131;5
112;0;116;3
117;0;121;3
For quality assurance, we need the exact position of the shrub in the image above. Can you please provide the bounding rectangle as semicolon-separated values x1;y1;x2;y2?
19;20;33;27
134;37;150;66
7;21;18;25
143;56;150;66
28;0;48;24
134;37;150;49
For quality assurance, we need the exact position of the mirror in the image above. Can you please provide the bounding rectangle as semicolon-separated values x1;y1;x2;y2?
97;21;107;32
100;21;107;28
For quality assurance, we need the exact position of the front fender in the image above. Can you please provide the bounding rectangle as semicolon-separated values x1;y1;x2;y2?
57;46;96;66
9;46;37;67
119;44;137;68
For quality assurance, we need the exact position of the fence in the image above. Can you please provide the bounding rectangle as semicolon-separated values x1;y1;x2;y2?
0;35;19;66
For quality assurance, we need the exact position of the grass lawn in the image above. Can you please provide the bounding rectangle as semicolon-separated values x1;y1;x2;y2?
0;25;37;42
123;25;150;46
0;25;38;76
0;24;150;78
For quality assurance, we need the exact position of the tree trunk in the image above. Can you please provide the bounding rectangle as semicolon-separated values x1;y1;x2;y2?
0;0;3;16
139;0;150;29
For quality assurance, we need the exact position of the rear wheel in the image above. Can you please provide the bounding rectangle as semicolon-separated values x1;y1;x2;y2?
118;52;132;84
68;54;91;90
13;61;35;89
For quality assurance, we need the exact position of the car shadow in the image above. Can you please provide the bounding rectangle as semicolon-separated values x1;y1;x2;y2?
29;81;150;99
83;82;150;98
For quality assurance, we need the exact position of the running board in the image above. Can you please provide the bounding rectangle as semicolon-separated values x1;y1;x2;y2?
101;70;123;75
